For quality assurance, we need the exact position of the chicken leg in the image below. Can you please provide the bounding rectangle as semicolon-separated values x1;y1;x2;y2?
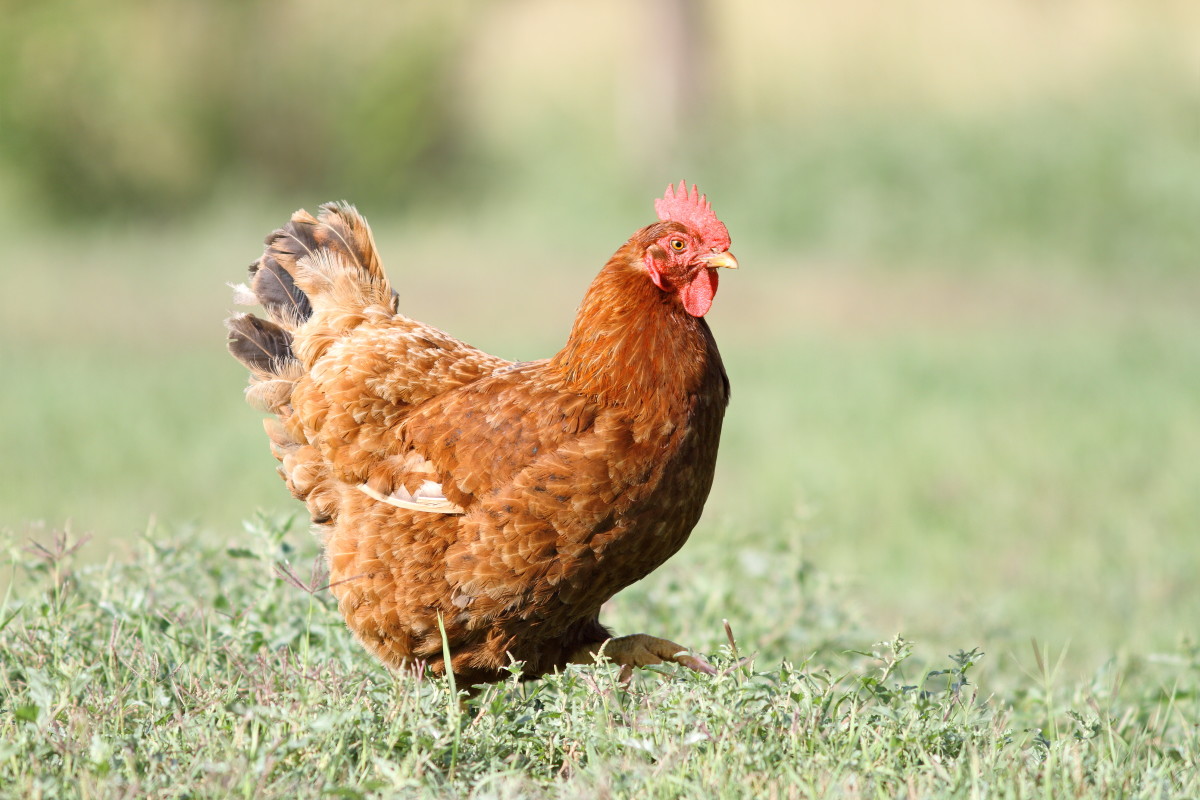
570;634;716;683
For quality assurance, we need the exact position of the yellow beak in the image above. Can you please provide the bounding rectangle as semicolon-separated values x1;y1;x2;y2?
702;250;739;270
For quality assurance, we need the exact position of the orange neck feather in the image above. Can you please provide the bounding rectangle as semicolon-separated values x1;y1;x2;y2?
550;243;723;415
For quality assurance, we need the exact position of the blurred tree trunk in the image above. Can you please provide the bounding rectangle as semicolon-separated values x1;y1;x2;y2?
623;0;712;167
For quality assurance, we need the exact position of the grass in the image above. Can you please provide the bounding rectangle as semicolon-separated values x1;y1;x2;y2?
1;520;1197;798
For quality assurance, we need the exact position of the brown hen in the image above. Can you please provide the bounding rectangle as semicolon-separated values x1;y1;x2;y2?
226;183;737;686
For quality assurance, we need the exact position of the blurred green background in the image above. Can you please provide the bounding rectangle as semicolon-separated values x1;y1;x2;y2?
2;0;1198;674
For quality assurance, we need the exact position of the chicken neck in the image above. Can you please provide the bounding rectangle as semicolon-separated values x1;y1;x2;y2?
549;252;721;417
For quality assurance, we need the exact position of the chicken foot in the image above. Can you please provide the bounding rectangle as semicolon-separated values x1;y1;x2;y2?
569;634;716;682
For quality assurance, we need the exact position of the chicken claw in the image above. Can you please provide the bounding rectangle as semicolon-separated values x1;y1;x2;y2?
571;634;716;682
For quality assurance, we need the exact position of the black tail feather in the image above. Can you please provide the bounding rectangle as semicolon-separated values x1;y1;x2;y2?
250;251;312;328
225;313;295;377
227;202;391;391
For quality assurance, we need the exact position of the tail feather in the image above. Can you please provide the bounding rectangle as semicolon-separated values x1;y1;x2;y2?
227;201;389;381
225;313;294;378
227;201;391;529
225;312;303;415
250;250;312;329
245;375;300;414
254;202;393;324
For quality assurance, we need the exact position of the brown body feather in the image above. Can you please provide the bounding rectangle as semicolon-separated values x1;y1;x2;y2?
226;203;730;685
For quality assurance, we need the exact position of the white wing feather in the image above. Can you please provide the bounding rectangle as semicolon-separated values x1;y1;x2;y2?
356;480;465;515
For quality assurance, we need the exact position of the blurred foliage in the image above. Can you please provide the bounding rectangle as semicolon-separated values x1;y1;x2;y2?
2;1;1199;275
0;0;468;217
722;87;1200;274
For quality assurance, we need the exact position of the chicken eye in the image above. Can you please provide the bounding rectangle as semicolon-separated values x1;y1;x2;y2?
669;238;685;252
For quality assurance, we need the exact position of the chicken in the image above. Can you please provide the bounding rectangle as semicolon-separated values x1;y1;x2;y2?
225;182;737;686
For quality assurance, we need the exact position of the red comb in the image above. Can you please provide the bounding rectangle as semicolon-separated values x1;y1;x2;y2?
654;181;730;250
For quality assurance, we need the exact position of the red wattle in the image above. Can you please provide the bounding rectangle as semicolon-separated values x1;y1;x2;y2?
681;268;718;317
